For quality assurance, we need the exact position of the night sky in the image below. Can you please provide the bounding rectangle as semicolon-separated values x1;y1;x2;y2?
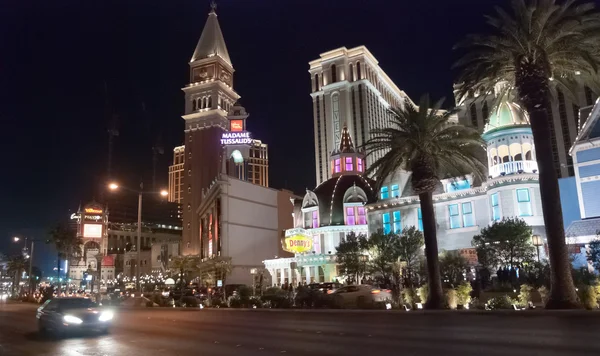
0;0;528;273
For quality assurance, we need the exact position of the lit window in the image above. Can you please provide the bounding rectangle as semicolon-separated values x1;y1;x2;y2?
449;204;461;229
491;193;501;221
357;158;363;172
417;208;423;231
382;212;391;234
312;210;319;228
462;202;474;227
231;150;244;164
357;207;366;225
380;186;389;199
334;159;341;173
391;184;400;198
393;211;401;233
345;157;353;171
516;189;532;216
346;207;355;225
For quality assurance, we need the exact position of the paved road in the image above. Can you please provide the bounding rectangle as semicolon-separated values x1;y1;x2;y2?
2;302;600;356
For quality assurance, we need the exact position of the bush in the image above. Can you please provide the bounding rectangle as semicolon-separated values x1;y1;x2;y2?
228;295;242;308
538;286;549;305
249;296;262;308
401;288;417;308
487;295;516;310
518;284;535;307
469;297;486;310
417;285;428;304
577;285;597;310
445;289;457;310
180;296;199;307
146;300;154;308
456;282;472;307
262;287;291;308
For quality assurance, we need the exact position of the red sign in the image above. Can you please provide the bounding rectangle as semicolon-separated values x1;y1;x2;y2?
230;120;243;132
459;248;478;266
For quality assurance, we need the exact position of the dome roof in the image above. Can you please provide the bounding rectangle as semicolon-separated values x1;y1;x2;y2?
311;175;377;226
484;101;529;134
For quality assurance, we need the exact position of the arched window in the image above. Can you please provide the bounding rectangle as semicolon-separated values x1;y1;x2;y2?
349;63;354;81
482;101;489;120
514;153;523;161
192;99;197;111
208;96;212;108
525;151;532;160
231;150;244;164
357;62;362;79
502;155;510;163
314;74;319;91
331;64;337;83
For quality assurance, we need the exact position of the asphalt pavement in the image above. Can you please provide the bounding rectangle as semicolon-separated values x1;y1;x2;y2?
1;301;600;355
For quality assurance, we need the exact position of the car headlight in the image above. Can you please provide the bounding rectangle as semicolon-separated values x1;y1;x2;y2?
99;311;114;322
63;315;83;324
1;294;8;300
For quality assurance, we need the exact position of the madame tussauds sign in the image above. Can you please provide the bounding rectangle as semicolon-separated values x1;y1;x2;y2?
221;131;252;145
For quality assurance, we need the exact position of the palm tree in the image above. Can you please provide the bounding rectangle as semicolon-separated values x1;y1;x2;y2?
7;255;27;296
454;0;600;308
363;95;486;309
170;255;201;286
48;222;82;293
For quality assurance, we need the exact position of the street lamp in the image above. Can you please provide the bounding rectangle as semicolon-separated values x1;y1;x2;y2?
532;235;543;263
108;182;168;291
13;236;36;294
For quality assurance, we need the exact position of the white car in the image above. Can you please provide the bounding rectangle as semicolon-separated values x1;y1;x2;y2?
332;285;392;308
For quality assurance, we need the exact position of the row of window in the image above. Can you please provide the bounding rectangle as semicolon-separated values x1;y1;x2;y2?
333;157;364;174
380;184;399;199
381;209;424;234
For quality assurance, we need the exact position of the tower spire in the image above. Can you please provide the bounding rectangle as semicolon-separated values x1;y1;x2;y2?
190;2;231;66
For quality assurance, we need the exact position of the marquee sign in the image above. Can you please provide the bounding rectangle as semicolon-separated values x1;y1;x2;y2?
283;234;313;254
221;131;252;145
230;120;243;132
85;208;103;214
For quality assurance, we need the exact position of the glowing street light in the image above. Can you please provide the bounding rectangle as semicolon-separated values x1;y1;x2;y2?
13;237;20;242
160;190;168;197
108;183;119;190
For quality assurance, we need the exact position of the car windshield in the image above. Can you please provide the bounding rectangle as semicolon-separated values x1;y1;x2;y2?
57;298;97;310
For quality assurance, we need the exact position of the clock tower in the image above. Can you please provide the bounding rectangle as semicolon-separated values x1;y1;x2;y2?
182;4;240;255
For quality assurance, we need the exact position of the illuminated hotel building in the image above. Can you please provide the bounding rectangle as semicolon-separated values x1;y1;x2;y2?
309;46;414;186
179;5;289;285
454;82;597;178
168;145;185;204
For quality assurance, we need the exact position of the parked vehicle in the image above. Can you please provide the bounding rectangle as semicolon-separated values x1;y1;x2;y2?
331;285;392;308
308;282;341;295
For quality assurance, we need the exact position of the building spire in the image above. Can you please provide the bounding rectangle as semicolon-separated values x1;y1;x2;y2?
190;1;232;66
338;126;356;153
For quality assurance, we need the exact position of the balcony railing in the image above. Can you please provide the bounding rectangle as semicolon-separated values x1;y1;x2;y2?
489;160;538;178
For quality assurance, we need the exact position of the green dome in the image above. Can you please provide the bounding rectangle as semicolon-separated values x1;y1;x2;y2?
484;101;529;133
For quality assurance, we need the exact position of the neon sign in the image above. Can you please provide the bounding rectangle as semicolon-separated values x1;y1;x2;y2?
220;131;252;145
230;120;243;132
85;208;103;214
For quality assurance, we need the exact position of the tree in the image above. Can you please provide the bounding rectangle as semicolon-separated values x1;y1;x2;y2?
454;0;600;309
336;232;368;284
397;226;425;286
586;235;600;272
170;255;201;284
439;251;469;287
363;95;486;309
472;218;536;270
364;229;400;286
48;222;82;293
7;255;27;296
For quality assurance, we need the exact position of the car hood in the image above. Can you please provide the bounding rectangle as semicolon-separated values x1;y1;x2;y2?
61;308;102;317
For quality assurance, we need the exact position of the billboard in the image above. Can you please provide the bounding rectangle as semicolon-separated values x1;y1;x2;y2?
283;234;313;254
83;223;102;238
230;120;243;132
220;131;252;145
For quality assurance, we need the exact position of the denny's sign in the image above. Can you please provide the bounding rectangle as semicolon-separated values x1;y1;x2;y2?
283;235;313;254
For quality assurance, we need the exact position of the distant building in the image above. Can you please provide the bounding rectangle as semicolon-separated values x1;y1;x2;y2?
308;46;414;186
168;145;185;204
263;127;376;285
454;81;597;178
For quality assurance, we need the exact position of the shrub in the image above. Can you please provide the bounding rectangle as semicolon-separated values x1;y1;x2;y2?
401;288;417;308
577;285;597;310
538;286;549;305
518;284;535;307
417;285;428;304
249;296;262;308
228;295;242;308
262;287;291;308
469;297;486;310
487;295;516;310
456;282;472;306
445;289;458;310
180;296;199;307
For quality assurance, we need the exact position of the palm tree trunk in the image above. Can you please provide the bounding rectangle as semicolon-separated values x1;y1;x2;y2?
526;104;580;309
56;253;61;295
419;191;444;309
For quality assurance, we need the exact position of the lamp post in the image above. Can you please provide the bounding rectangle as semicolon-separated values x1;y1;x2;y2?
109;182;168;291
532;234;543;263
13;237;36;294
